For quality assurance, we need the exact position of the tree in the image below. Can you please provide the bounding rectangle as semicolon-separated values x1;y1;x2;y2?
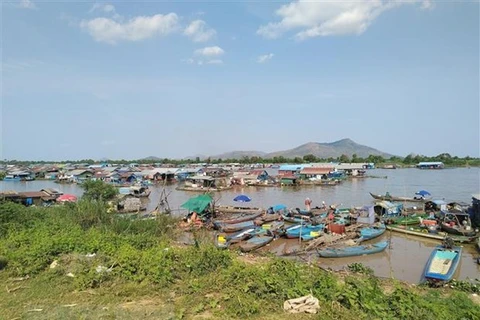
352;154;358;163
81;180;118;201
339;154;350;163
293;157;303;164
303;154;317;163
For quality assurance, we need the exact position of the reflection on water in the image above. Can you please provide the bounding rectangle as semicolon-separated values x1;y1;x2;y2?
1;168;479;283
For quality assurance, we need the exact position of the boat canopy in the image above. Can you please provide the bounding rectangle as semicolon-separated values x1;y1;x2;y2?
181;194;213;213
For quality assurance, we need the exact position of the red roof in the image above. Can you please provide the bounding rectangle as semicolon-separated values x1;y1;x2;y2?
300;167;334;175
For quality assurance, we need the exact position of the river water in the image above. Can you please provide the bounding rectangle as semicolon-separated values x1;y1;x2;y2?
1;168;479;283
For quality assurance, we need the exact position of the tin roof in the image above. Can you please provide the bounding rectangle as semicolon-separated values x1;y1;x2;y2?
300;167;334;175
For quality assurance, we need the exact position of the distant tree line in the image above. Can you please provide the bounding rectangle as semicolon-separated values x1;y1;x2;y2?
1;153;479;167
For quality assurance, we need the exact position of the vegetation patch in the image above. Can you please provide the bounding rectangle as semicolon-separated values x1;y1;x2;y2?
1;200;479;319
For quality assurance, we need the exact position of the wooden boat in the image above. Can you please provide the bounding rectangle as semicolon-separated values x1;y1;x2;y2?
423;243;462;282
370;192;425;203
213;212;264;227
386;225;476;243
383;214;428;226
282;214;311;224
239;235;274;252
216;205;264;214
216;220;255;233
358;223;386;241
176;186;233;192
317;240;388;258
285;224;325;239
214;228;257;249
440;212;477;237
254;213;282;225
214;221;285;249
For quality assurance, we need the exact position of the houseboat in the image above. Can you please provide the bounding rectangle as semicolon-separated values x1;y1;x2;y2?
416;162;445;169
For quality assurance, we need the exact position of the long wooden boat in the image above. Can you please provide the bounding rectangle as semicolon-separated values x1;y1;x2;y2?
317;240;388;258
216;205;264;214
213;212;264;226
386;225;476;243
423;245;462;282
383;214;428;225
214;228;257;249
239;235;274;252
176;186;234;192
359;223;386;241
254;213;282;225
370;192;425;203
216;220;255;233
285;224;325;239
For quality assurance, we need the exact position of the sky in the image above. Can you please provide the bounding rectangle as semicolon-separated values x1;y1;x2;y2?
1;0;479;160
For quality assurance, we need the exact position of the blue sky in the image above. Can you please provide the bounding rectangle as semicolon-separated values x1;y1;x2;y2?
2;0;479;160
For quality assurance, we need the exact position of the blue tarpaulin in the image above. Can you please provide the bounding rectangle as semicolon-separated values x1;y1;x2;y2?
233;194;252;202
415;190;431;197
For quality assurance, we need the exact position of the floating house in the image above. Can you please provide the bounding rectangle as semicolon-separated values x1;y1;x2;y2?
278;164;310;176
298;167;334;180
416;162;444;169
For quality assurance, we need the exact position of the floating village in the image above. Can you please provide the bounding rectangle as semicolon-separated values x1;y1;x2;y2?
1;160;479;285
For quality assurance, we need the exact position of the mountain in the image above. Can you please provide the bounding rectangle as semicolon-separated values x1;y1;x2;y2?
142;156;162;161
209;139;393;160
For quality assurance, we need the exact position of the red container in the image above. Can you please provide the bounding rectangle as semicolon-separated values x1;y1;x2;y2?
328;223;346;234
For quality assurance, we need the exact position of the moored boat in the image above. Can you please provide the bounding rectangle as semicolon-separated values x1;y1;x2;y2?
440;211;477;237
216;220;256;233
285;224;325;239
317;240;388;258
386;224;476;243
423;240;462;282
213;212;264;227
239;235;274;252
216;205;264;214
370;192;425;203
358;223;386;241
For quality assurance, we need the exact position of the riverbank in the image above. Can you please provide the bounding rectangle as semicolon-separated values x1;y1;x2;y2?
1;201;479;319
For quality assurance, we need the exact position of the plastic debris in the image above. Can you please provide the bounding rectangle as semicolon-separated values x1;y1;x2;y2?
85;253;96;258
50;260;59;269
283;294;320;314
66;272;75;277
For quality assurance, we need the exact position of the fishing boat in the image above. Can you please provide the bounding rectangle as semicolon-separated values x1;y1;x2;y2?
370;192;425;203
254;213;282;225
213;212;264;226
385;224;476;243
423;239;462;282
440;211;477;237
358;223;386;241
317;240;388;258
285;224;325;239
216;220;255;233
216;205;264;214
383;214;428;226
281;214;311;224
214;228;257;249
239;235;274;252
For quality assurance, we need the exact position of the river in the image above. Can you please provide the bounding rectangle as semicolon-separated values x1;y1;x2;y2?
1;168;479;283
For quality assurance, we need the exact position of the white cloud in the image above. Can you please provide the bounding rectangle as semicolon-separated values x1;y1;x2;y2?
194;46;225;57
184;20;216;42
19;0;36;9
206;59;223;64
257;0;434;40
89;3;116;14
257;53;274;63
80;13;179;44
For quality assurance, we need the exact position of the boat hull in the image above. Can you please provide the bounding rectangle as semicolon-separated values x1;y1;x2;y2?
386;225;476;243
423;245;462;282
317;241;389;258
359;223;386;241
440;223;477;237
370;192;425;203
239;236;274;252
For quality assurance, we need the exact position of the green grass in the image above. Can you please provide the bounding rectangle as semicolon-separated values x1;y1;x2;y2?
0;201;479;319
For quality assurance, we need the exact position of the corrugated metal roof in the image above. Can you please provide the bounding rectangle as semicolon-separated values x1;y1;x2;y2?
300;167;334;175
418;162;444;165
278;164;309;171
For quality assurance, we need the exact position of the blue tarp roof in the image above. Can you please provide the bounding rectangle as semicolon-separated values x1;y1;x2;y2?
278;164;309;171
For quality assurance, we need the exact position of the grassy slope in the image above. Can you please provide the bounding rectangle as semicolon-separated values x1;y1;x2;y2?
0;201;479;320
